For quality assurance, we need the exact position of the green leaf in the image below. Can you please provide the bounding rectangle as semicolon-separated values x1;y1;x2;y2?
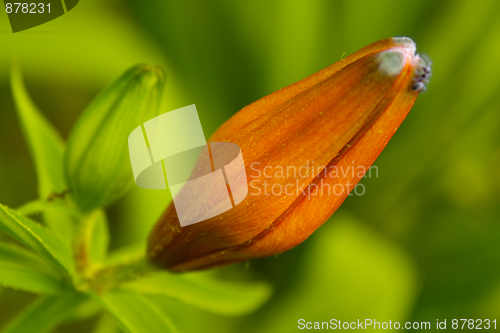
64;64;166;212
121;271;272;316
10;64;75;248
0;242;64;294
10;63;66;200
16;200;77;257
0;293;88;333
14;180;115;270
97;290;179;333
0;204;75;278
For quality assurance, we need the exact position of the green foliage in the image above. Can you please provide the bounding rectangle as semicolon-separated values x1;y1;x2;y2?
0;204;76;279
0;242;65;294
0;65;271;333
97;291;179;333
10;64;75;249
10;63;66;199
121;271;272;316
0;293;89;333
64;64;166;213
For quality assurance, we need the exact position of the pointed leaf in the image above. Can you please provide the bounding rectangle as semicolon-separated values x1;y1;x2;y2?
0;204;75;278
121;271;272;316
97;290;179;333
10;63;66;199
10;64;74;246
0;293;88;333
0;242;64;294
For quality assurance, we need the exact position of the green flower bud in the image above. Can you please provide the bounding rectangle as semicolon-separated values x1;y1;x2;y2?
64;64;166;212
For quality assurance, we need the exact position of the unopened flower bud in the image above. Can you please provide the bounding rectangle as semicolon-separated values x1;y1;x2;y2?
148;37;430;271
65;64;166;212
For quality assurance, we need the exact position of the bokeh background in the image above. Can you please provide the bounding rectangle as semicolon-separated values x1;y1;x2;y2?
1;0;500;331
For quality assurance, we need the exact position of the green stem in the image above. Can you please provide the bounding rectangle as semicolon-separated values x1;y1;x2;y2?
74;209;99;273
85;256;160;294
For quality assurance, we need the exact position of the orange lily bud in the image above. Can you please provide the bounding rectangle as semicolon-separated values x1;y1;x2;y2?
148;37;430;271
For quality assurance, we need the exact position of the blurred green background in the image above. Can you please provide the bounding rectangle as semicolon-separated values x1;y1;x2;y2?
1;0;500;331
